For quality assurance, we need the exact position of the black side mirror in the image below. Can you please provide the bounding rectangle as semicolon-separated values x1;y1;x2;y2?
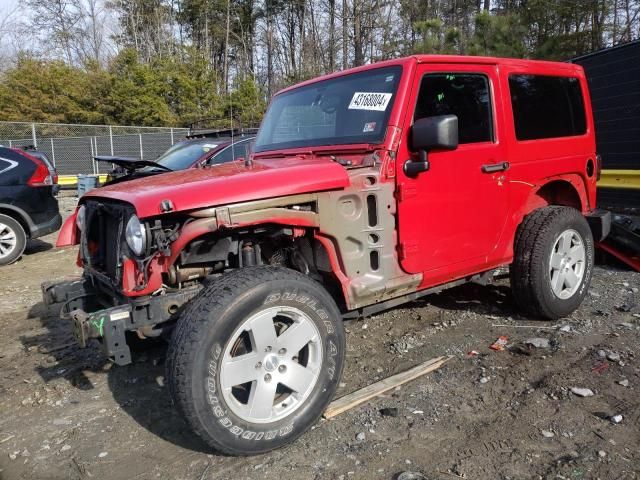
404;115;459;177
411;114;459;152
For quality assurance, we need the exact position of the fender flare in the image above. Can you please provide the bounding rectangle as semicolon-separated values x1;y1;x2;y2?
498;174;590;262
0;203;34;236
517;174;589;223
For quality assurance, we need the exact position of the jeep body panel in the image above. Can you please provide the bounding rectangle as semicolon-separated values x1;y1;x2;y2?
82;155;350;218
54;53;602;334
392;57;596;289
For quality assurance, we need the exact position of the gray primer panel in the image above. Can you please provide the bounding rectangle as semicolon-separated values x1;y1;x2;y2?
317;168;422;309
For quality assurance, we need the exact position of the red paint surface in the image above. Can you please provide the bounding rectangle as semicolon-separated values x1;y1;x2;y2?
83;156;350;218
396;63;511;276
390;57;596;290
56;212;78;247
121;257;163;296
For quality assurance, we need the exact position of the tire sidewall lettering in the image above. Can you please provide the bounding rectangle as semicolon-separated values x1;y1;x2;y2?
264;289;331;333
206;345;298;441
577;235;594;297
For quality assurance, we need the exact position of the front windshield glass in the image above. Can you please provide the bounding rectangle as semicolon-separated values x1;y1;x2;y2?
154;141;220;170
254;66;402;153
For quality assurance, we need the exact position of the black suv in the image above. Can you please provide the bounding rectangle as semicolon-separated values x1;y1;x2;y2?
0;146;62;265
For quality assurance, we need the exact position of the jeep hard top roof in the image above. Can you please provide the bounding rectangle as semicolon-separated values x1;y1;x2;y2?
276;55;585;96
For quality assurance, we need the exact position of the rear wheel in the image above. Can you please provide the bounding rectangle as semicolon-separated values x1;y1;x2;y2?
511;206;594;319
0;214;26;266
166;266;345;455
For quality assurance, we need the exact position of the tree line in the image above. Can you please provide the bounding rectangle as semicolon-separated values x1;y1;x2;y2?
0;0;638;127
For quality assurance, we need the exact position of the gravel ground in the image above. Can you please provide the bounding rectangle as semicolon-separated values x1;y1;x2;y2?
0;194;639;480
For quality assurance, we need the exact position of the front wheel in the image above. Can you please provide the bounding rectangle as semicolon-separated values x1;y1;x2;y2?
511;206;594;320
166;266;345;455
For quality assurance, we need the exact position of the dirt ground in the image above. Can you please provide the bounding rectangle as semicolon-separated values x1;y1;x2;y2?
1;195;639;480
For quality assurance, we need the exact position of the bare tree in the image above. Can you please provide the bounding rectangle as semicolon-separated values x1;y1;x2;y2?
6;0;640;101
24;0;83;63
78;0;108;65
0;3;22;66
342;0;348;68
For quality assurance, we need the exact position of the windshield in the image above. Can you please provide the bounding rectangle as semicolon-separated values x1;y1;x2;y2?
154;141;220;170
254;65;402;153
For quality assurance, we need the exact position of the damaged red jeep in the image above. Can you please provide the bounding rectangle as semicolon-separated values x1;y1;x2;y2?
43;55;610;455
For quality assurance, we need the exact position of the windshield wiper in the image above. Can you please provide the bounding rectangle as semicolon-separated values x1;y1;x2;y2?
254;151;313;159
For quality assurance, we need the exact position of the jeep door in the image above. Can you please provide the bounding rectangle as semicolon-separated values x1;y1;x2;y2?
396;63;510;281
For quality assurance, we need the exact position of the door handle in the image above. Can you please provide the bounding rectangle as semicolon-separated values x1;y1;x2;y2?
481;161;509;173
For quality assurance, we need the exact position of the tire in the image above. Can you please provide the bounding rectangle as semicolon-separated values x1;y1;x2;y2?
511;206;594;320
166;266;345;455
0;214;27;266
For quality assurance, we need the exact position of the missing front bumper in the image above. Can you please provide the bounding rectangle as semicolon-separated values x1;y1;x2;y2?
42;277;201;365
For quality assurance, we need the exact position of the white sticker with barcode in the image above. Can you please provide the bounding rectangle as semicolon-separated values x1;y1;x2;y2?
110;310;130;321
348;92;392;111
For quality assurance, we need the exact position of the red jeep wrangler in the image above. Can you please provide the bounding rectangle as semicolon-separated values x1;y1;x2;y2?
43;55;610;455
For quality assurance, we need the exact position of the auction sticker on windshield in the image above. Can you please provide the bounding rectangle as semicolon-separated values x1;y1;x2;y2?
348;92;392;111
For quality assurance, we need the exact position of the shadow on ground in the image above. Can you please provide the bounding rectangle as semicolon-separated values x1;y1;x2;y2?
25;239;53;255
21;299;212;453
19;277;539;456
404;280;517;318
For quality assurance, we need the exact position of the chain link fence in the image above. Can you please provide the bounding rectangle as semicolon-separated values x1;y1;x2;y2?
0;122;189;175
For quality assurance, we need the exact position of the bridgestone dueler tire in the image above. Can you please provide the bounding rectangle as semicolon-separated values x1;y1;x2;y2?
166;266;345;456
0;214;26;266
510;206;594;320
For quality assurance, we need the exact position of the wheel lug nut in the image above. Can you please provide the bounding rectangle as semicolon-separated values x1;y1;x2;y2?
264;374;272;382
279;348;286;355
256;361;262;369
278;365;287;373
265;346;272;352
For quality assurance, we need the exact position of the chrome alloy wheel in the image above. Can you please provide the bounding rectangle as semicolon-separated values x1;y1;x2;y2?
220;306;323;424
548;228;586;300
0;222;17;259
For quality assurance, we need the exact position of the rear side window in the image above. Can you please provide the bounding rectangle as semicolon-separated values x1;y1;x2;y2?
0;155;21;185
0;158;13;173
414;73;493;144
0;157;18;175
509;75;586;140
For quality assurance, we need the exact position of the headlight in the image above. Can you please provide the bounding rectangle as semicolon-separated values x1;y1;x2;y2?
76;205;86;231
125;215;147;256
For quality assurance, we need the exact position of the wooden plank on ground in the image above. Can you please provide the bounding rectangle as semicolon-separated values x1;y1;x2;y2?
323;355;452;419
